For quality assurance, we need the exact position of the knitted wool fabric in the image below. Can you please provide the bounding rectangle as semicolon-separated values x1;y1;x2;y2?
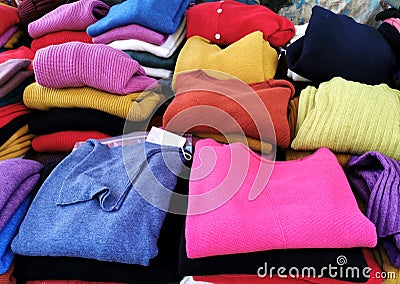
286;6;396;85
28;108;146;136
32;130;110;152
0;197;31;274
376;7;400;21
194;133;274;155
179;225;369;281
18;0;75;27
0;26;18;48
163;70;294;148
3;29;24;49
0;4;19;36
86;0;193;36
0;70;34;98
23;83;164;121
0;264;16;284
193;250;381;283
377;23;400;59
107;19;186;58
346;152;400;268
28;0;109;39
0;126;33;160
0;158;42;232
0;77;35;107
31;31;93;52
0;103;30;128
123;40;184;71
285;149;352;168
174;32;278;84
291;77;400;160
186;0;295;47
33;42;157;94
92;23;167;45
0;59;31;87
383;18;400;33
186;139;377;258
0;46;35;71
12;140;184;265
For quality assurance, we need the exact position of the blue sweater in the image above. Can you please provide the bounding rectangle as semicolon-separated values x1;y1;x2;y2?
87;0;194;36
0;197;31;274
11;140;184;265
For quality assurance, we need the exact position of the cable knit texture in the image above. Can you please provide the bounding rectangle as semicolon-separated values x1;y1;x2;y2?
33;42;157;94
31;31;93;52
0;158;42;233
186;0;295;47
186;139;377;258
174;32;278;84
347;152;400;268
163;70;294;149
291;77;400;160
12;140;184;265
86;0;193;36
92;23;167;45
23;83;164;121
28;0;109;39
32;130;110;152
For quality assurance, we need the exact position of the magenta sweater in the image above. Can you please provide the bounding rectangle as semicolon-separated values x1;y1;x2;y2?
33;42;157;94
185;139;377;258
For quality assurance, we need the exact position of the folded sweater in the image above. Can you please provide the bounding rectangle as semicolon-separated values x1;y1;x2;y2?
0;4;19;36
0;26;18;48
87;0;193;36
347;152;400;268
33;42;157;94
11;140;184;265
186;139;377;258
0;46;34;70
28;108;147;136
0;102;31;128
23;83;164;121
108;19;186;58
174;31;278;84
93;23;167;45
0;158;42;232
0;197;31;274
31;31;93;52
286;6;396;85
32;131;111;152
163;70;294;149
0;125;33;160
291;77;400;160
186;0;295;47
28;0;109;39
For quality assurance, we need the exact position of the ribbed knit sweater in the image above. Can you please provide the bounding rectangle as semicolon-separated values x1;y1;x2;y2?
31;31;93;52
186;139;377;258
28;0;109;39
174;31;278;84
291;77;400;160
33;42;157;95
23;83;164;121
347;152;400;268
0;125;33;161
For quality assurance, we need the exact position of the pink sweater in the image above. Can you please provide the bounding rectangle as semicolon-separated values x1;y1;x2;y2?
186;139;377;258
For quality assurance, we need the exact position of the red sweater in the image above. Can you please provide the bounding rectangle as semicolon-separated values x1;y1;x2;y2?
186;0;295;47
31;31;93;52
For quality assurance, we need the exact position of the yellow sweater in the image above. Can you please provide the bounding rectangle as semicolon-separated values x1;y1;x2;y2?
174;31;278;85
23;83;165;121
0;125;33;160
291;77;400;160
